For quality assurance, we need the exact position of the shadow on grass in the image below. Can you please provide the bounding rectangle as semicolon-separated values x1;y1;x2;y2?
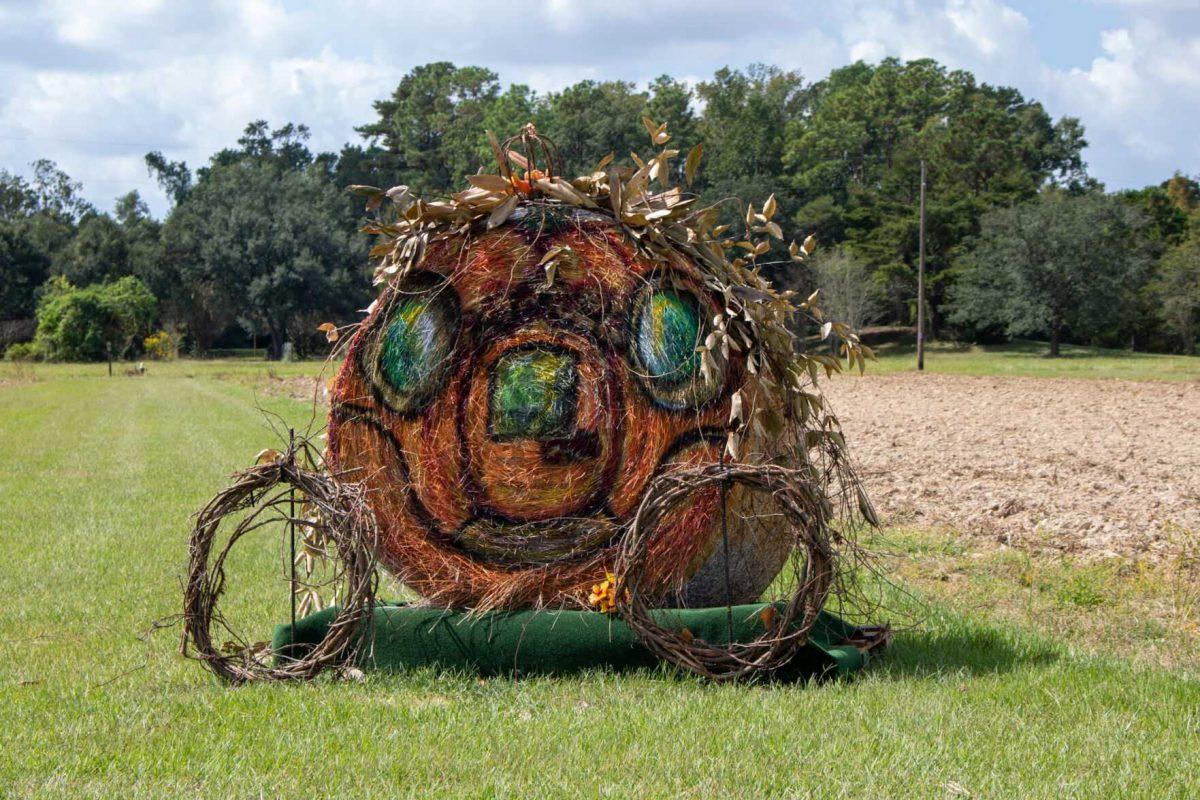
873;623;1060;679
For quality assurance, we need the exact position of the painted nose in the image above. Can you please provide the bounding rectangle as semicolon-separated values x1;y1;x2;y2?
489;348;578;441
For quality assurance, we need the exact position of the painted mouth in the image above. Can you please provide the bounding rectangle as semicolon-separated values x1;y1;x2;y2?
453;515;620;565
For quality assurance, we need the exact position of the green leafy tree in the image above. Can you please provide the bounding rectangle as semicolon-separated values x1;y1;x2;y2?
50;191;164;294
145;151;193;206
0;220;50;321
1116;173;1197;351
356;65;712;191
0;170;39;221
1;162;95;328
1;161;89;266
1154;217;1200;354
326;143;393;224
158;122;369;358
1165;172;1200;215
784;58;1087;329
357;63;505;195
482;84;541;153
541;80;647;175
54;213;130;286
35;275;157;361
644;76;698;151
696;65;805;208
114;191;166;290
1118;173;1198;251
227;121;314;171
948;192;1152;355
27;159;94;222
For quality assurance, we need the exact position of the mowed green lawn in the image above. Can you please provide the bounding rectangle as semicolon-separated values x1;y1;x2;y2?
2;354;1198;798
869;338;1200;381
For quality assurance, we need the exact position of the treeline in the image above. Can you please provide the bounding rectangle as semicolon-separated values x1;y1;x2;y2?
2;125;377;360
2;58;1198;360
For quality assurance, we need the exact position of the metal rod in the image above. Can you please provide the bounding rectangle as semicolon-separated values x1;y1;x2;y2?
719;454;733;645
917;158;927;372
288;428;297;644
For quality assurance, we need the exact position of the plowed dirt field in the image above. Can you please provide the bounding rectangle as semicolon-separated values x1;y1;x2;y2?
825;373;1200;559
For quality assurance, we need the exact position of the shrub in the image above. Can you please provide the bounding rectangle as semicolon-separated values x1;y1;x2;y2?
143;330;179;360
35;276;157;362
4;341;43;362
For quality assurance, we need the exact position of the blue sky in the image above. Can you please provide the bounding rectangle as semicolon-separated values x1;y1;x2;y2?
1;0;1197;217
1009;1;1123;68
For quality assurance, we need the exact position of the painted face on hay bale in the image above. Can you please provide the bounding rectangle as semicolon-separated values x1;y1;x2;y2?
329;205;788;609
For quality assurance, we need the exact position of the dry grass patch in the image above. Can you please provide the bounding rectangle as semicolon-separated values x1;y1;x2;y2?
883;527;1200;676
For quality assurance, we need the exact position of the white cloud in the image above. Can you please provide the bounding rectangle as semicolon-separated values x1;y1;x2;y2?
47;0;169;48
943;0;1030;56
832;0;1038;76
0;0;1196;216
1042;15;1200;178
849;40;886;63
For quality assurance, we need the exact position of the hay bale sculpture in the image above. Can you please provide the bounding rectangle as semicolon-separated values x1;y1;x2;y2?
185;123;888;683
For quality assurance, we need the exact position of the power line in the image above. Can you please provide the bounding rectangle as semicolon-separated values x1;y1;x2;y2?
66;179;162;187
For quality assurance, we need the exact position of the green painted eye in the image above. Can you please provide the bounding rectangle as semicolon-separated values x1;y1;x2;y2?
633;286;719;409
637;290;701;384
368;277;458;413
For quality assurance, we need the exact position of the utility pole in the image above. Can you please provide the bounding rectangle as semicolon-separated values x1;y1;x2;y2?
917;158;927;371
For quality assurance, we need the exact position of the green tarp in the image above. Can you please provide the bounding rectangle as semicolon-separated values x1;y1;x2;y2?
273;602;886;680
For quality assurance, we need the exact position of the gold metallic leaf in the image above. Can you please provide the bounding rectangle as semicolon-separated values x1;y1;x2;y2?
487;195;519;229
684;143;703;187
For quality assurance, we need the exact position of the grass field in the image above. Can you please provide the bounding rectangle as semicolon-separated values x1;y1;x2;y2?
2;352;1198;798
866;339;1200;382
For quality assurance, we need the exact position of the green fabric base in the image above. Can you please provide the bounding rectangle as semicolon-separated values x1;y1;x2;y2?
272;602;883;680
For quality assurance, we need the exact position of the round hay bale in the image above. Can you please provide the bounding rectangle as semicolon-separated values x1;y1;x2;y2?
329;206;782;609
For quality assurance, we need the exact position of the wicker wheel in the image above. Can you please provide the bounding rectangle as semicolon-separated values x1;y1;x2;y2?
614;462;835;681
182;449;378;683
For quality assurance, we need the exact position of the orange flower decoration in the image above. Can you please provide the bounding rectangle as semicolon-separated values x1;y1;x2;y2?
512;168;546;195
588;571;619;614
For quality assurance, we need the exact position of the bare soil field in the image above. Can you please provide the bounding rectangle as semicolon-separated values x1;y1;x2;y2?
825;373;1200;559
